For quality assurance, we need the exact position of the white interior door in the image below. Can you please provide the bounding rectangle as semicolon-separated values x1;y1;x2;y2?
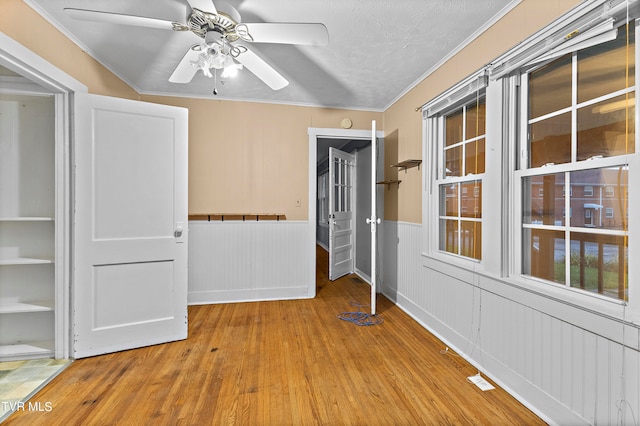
73;93;188;358
329;147;356;280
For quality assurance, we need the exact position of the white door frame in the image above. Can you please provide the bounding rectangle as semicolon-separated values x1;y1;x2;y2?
307;127;384;295
0;32;88;359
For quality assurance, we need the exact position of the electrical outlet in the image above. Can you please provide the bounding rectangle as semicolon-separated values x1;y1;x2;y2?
295;199;301;207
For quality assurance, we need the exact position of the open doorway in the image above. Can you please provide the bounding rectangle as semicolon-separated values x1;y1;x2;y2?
317;138;371;281
307;127;384;289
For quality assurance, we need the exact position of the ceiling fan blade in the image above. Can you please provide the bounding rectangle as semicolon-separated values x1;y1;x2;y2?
64;8;178;30
241;23;329;46
169;46;201;83
187;0;217;15
234;48;289;90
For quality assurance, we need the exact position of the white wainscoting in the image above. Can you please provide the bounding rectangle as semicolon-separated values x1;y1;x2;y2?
188;221;313;304
381;221;640;426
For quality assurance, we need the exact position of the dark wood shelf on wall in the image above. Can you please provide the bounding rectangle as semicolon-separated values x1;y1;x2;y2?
376;180;401;188
188;213;286;221
391;159;422;172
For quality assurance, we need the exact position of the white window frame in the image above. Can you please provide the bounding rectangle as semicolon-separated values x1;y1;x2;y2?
423;70;488;266
509;17;639;309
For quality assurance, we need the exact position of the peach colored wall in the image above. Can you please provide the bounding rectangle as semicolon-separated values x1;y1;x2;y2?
141;95;382;220
1;0;138;99
3;0;584;222
2;0;381;221
382;0;582;223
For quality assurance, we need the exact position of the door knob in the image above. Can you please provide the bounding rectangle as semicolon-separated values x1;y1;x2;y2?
174;222;185;243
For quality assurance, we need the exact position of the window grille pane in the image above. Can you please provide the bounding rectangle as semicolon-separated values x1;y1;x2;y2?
529;54;572;119
569;233;628;300
529;112;572;167
523;173;565;226
523;228;566;284
465;100;486;139
577;25;635;104
342;186;351;212
460;220;482;260
440;183;459;217
569;167;628;230
446;109;464;147
440;219;458;254
445;145;463;177
577;93;635;160
461;181;481;218
465;138;486;175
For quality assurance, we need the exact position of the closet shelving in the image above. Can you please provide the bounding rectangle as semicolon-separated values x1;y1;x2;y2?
0;93;56;360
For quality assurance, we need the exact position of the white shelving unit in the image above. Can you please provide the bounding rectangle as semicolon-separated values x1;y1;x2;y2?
0;93;57;361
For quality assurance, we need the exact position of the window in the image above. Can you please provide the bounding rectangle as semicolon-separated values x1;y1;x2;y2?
519;22;633;301
437;97;485;260
318;171;329;227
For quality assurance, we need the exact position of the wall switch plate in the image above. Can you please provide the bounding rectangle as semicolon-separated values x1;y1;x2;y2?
468;374;495;391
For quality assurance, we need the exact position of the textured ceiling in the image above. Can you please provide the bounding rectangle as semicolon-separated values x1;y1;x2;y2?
26;0;518;111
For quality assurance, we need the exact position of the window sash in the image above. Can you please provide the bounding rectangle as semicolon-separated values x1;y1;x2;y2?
434;96;486;261
515;19;635;301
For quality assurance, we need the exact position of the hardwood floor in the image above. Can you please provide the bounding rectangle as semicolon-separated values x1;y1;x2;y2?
5;247;544;425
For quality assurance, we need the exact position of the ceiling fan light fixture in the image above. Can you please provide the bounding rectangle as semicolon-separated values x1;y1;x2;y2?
221;56;242;78
190;40;243;79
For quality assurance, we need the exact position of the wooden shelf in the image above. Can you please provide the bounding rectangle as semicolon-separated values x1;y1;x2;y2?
0;257;54;266
391;159;422;172
0;300;54;314
377;180;401;188
0;217;54;222
0;342;54;360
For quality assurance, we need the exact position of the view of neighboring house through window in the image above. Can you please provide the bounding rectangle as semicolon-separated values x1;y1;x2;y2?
439;97;485;260
520;22;634;301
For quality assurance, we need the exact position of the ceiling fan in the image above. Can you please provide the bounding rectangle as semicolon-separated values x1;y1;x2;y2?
64;0;329;91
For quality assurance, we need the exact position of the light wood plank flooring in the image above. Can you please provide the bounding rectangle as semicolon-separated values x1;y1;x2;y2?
5;247;544;425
